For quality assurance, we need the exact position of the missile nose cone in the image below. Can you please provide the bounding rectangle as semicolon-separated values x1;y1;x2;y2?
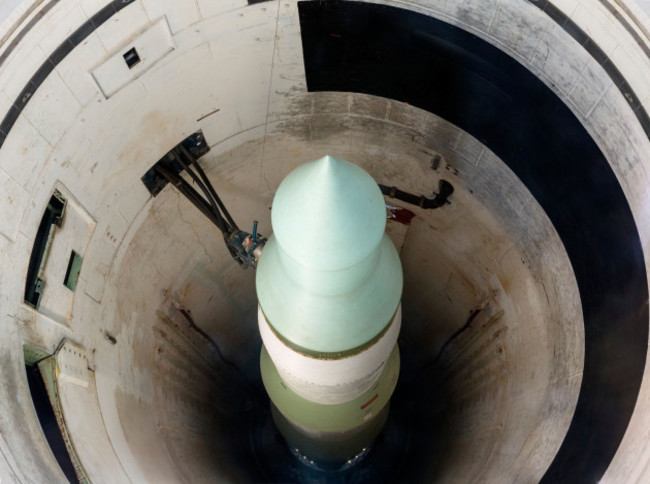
271;155;386;271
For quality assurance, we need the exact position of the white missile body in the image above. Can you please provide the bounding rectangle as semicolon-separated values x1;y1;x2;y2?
256;155;403;466
258;306;401;405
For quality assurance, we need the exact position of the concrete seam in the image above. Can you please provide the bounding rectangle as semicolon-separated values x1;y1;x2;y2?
257;0;281;197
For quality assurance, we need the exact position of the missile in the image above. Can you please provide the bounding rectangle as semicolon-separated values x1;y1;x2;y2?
256;155;403;469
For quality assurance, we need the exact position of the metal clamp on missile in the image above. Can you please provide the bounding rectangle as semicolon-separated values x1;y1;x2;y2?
141;132;266;269
225;221;266;268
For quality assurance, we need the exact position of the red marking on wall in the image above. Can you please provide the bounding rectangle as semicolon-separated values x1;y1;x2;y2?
387;206;415;225
361;393;378;410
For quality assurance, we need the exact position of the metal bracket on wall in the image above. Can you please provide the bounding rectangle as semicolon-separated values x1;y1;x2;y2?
141;131;211;197
141;131;266;269
379;179;454;210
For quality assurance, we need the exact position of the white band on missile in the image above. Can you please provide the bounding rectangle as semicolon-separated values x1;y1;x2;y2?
258;304;401;405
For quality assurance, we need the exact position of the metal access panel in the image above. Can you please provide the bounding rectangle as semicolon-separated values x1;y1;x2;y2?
29;343;91;484
26;185;96;326
91;17;174;98
56;340;89;388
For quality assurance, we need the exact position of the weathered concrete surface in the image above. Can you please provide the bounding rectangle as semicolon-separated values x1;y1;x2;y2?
0;0;646;482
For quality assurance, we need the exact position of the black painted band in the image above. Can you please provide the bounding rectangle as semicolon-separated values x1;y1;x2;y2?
529;0;650;140
0;0;61;71
0;0;136;146
596;0;650;59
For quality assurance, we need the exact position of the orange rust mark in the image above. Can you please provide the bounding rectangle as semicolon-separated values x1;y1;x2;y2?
361;393;378;410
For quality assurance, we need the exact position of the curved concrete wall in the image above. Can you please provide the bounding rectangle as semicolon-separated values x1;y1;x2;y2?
0;0;647;482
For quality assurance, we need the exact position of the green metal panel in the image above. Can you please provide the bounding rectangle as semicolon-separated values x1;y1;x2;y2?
23;345;51;366
64;251;83;292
